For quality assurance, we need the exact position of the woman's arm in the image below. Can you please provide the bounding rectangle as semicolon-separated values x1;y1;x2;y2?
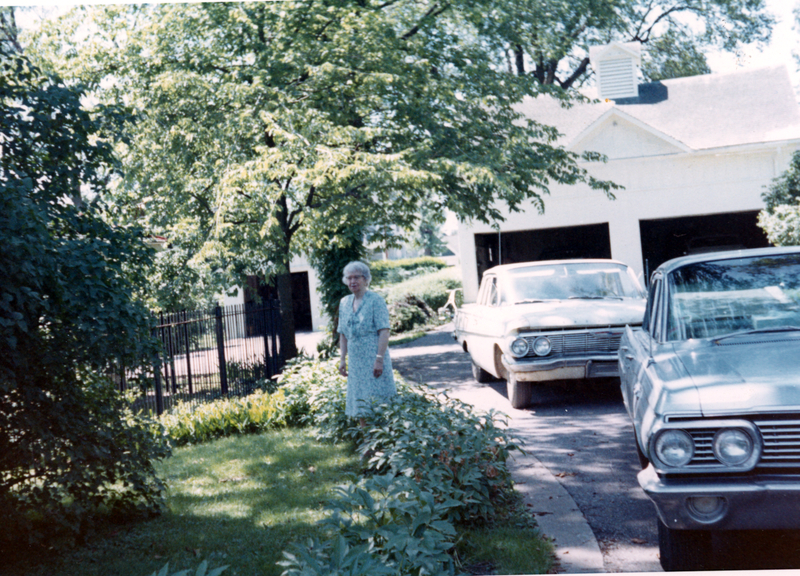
373;328;390;377
339;332;348;377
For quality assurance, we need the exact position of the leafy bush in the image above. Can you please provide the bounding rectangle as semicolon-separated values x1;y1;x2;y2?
145;561;228;576
160;389;289;445
376;267;462;333
279;357;522;526
280;475;457;576
2;51;168;550
361;394;519;525
370;257;448;287
276;356;524;574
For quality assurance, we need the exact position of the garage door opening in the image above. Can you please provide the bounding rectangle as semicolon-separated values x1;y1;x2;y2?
474;223;611;279
639;211;770;278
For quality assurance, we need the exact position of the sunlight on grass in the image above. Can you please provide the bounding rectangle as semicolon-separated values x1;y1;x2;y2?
14;428;359;576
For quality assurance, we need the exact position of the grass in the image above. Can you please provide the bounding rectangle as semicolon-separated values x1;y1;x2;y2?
10;428;360;576
9;427;554;576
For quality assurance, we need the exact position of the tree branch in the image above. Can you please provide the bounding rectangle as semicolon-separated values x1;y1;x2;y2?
560;56;590;90
400;2;451;40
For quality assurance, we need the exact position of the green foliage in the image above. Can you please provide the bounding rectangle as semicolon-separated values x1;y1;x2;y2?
146;561;228;576
377;267;463;333
370;257;449;287
276;356;525;574
280;357;522;526
476;0;772;88
31;1;620;321
758;150;800;246
281;475;457;576
1;48;168;550
308;225;367;339
160;390;290;446
640;29;712;82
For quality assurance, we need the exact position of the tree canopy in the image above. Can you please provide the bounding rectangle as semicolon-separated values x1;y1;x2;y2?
479;0;772;86
33;1;622;356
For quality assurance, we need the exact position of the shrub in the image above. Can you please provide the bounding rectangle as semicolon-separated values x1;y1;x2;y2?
160;389;289;446
279;357;522;527
369;257;448;287
377;267;462;333
382;267;461;312
281;475;457;576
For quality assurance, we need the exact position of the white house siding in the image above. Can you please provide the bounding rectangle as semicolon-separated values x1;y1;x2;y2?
457;65;800;302
458;142;799;302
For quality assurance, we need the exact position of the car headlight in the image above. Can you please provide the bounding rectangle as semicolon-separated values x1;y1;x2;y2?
714;428;753;466
509;338;529;358
654;429;694;467
532;337;552;356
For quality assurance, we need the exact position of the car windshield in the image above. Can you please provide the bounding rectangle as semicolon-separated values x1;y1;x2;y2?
667;253;800;340
504;263;643;304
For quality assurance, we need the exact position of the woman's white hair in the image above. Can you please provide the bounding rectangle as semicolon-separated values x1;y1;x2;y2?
342;261;372;285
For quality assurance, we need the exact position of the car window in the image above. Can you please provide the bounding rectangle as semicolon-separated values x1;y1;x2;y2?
488;278;500;307
505;262;643;303
478;275;495;306
665;253;800;340
643;276;661;336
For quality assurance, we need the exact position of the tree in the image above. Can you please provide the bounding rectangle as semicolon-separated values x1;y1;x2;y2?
475;0;772;86
757;150;800;246
413;205;449;257
32;1;619;359
1;15;169;549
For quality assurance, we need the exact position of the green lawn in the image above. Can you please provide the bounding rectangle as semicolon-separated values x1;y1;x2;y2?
11;429;360;576
10;427;553;576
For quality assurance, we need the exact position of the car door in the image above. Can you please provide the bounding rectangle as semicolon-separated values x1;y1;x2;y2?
620;274;663;422
468;274;504;371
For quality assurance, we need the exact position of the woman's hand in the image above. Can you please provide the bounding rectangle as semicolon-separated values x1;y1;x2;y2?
373;356;384;378
339;360;348;377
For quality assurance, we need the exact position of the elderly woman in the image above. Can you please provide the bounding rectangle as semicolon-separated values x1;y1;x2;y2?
338;261;396;421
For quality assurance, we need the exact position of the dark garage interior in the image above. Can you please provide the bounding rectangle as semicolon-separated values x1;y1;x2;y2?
639;211;770;279
474;223;611;279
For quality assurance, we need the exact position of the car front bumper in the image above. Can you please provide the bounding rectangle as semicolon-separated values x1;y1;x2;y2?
638;465;800;530
502;354;619;382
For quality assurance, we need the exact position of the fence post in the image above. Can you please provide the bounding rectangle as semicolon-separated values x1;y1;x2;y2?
215;305;229;395
154;360;164;415
261;303;272;379
183;310;194;394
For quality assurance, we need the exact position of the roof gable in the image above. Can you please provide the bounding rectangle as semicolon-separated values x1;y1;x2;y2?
570;109;690;158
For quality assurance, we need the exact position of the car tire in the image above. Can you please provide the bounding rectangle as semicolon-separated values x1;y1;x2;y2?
471;360;494;383
657;520;712;571
507;373;532;408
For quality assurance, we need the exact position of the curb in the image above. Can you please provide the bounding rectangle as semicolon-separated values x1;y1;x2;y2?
508;454;605;574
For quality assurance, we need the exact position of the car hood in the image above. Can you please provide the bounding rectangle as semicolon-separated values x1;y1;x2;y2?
673;336;800;416
507;299;646;330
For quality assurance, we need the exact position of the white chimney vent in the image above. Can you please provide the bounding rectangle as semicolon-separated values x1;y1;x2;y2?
589;42;641;100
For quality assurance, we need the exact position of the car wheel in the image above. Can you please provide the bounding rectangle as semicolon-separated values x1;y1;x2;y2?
471;360;494;383
507;373;532;409
657;520;712;571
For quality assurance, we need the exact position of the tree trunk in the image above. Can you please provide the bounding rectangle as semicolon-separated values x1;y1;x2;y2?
276;268;298;361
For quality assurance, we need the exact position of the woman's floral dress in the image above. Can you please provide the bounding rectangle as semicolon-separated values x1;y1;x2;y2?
338;290;396;417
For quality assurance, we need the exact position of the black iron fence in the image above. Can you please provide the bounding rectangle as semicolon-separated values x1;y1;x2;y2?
122;301;284;415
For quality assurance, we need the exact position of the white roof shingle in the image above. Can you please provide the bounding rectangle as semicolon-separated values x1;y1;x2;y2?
519;66;800;152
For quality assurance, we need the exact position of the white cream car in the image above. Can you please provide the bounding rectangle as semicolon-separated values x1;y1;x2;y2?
454;260;646;408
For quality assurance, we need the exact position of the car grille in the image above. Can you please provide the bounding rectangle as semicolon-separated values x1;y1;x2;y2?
682;418;800;469
522;329;624;358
